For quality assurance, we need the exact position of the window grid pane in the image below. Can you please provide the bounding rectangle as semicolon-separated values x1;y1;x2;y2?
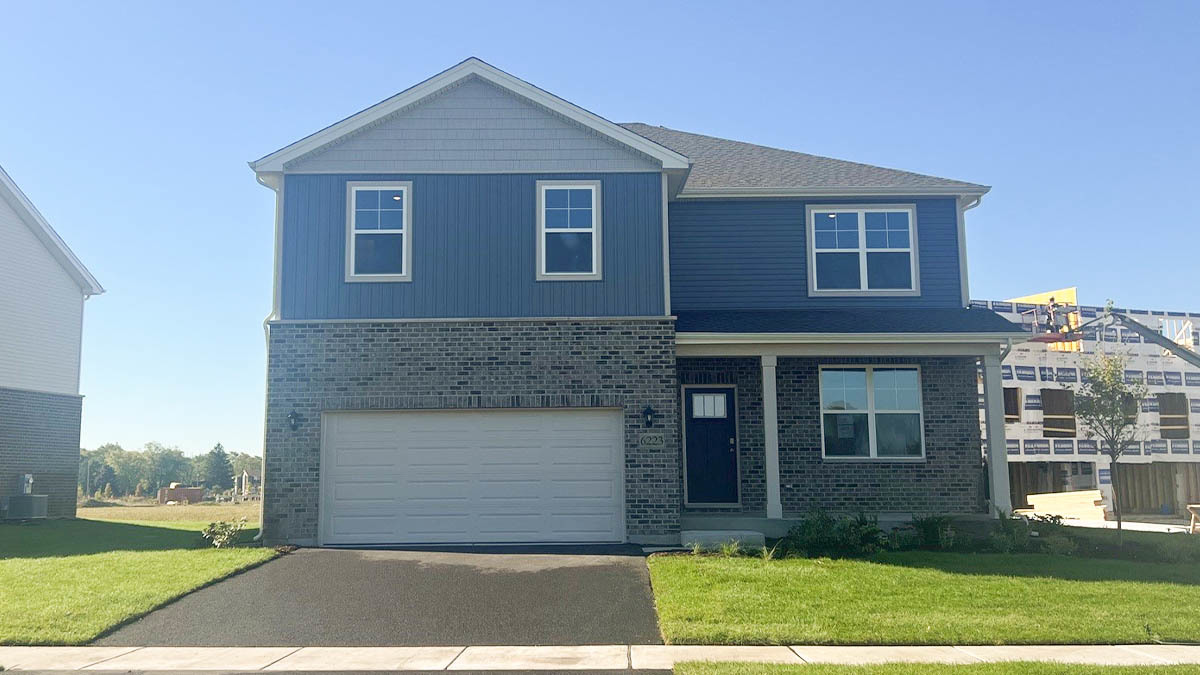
821;367;923;459
542;185;596;275
692;393;727;418
354;188;404;232
813;208;914;291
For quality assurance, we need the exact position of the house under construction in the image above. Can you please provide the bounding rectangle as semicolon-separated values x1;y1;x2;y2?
973;288;1200;517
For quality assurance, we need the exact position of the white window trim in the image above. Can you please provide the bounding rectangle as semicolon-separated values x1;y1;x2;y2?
345;181;413;283
536;180;602;281
806;204;920;297
818;365;926;461
681;384;741;508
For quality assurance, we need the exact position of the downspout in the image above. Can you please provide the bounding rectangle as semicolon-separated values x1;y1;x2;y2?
252;171;284;542
957;194;983;307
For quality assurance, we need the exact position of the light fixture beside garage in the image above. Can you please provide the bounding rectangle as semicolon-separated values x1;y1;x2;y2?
286;410;301;431
643;405;657;428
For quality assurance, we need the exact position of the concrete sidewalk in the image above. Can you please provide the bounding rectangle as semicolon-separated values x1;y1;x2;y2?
4;644;1200;670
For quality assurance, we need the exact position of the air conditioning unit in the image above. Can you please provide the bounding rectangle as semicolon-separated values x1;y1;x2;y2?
6;494;48;519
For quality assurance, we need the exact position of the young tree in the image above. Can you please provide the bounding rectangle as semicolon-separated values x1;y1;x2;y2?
202;443;235;490
1075;351;1147;544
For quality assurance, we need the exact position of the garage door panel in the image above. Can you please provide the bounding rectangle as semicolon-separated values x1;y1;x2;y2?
321;408;624;545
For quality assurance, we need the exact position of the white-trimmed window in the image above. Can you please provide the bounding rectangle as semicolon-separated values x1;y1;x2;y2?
537;180;601;280
346;181;412;282
807;205;918;295
819;366;925;459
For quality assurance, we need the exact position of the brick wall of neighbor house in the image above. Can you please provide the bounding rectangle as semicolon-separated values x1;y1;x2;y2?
0;386;82;518
677;357;766;513
263;318;680;545
776;357;985;515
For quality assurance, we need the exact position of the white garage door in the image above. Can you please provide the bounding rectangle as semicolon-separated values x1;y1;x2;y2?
320;408;625;545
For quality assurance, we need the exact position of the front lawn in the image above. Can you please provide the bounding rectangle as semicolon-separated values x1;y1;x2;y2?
677;663;1200;675
0;518;275;645
649;551;1200;645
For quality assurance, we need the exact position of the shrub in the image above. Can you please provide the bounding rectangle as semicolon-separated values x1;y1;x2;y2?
988;512;1041;553
782;511;885;558
911;514;956;550
201;517;247;548
1042;534;1078;556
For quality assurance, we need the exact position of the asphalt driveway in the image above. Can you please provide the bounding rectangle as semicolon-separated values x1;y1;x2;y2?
94;546;662;646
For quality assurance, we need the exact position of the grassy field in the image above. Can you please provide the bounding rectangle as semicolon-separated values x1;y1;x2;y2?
77;500;261;528
676;663;1200;675
649;551;1200;645
1;513;274;645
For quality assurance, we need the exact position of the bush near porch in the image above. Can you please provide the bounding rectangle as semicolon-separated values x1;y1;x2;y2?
648;550;1200;645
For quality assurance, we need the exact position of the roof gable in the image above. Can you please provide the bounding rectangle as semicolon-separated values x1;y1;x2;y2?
622;123;988;197
284;75;660;174
251;58;689;174
0;165;103;296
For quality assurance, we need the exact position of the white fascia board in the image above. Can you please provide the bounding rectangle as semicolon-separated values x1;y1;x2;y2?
677;331;1027;345
250;57;691;174
0;164;104;296
675;185;991;199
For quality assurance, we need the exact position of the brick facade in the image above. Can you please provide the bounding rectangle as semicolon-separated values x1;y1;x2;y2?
776;356;985;515
0;386;82;518
263;318;679;545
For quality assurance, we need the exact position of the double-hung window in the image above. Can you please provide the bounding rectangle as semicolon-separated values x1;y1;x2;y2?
346;181;412;282
820;366;925;459
537;180;601;280
807;205;918;294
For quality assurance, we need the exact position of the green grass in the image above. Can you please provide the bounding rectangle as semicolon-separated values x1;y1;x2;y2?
77;501;261;525
0;518;275;645
676;663;1200;675
649;551;1200;645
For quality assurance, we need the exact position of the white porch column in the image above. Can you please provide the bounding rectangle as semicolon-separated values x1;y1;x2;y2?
762;355;783;519
982;353;1013;514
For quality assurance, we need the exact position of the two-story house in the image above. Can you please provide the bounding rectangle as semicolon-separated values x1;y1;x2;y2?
1;164;103;518
250;58;1023;546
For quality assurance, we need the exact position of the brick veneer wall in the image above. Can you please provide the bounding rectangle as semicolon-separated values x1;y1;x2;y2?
263;318;679;545
677;357;765;512
0;386;82;518
777;356;985;515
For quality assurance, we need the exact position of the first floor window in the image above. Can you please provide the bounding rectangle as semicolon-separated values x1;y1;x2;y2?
1003;387;1021;423
809;205;917;294
820;366;924;459
538;181;600;280
1041;388;1076;438
1159;393;1190;439
347;182;411;280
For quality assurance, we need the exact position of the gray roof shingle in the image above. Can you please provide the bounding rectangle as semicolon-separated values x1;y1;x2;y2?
620;123;987;194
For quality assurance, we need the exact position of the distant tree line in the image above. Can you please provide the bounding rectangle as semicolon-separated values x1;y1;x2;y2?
78;442;260;499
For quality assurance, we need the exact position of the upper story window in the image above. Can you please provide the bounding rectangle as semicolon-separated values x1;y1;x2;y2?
807;205;918;296
536;180;602;281
820;366;925;460
346;181;412;282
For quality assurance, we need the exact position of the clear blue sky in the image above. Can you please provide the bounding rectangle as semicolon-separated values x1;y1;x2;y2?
2;1;1196;455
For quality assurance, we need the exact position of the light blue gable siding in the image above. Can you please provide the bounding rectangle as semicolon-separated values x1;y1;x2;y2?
280;173;664;319
285;77;659;174
668;197;963;310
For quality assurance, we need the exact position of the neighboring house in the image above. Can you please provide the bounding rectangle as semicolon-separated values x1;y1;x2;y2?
235;467;261;499
0;165;103;518
975;287;1200;515
250;58;1024;546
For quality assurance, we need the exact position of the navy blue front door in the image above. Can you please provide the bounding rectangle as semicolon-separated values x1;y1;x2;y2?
684;387;739;504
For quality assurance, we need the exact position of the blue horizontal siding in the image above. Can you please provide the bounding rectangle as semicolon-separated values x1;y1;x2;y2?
280;173;664;319
668;197;963;310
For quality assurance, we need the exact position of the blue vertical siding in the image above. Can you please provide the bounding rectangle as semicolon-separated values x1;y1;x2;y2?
280;173;664;319
668;197;963;310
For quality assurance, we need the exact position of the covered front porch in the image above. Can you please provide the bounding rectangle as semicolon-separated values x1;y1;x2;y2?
672;308;1024;538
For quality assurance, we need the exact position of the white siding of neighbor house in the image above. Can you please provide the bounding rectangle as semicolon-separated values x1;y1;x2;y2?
284;75;659;174
0;194;85;395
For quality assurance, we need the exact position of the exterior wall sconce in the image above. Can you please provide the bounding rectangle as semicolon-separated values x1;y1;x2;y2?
643;405;656;428
286;411;301;431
